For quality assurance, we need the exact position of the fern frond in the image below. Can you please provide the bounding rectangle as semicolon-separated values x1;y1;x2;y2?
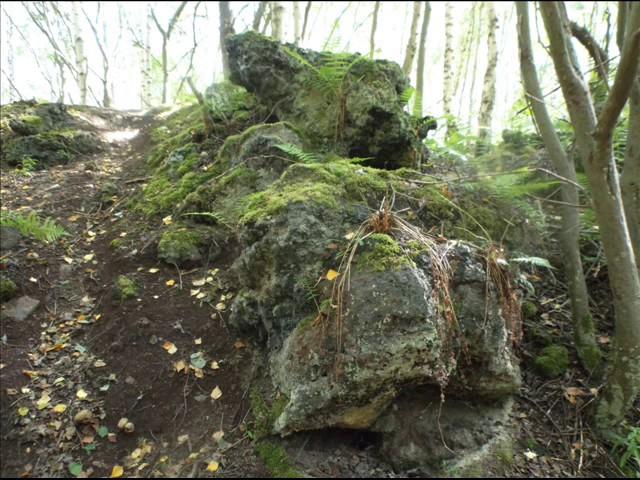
400;87;415;106
510;256;555;269
275;143;320;163
0;210;67;243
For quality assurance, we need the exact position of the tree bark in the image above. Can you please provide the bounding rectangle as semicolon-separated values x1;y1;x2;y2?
271;2;284;41
443;2;456;138
81;5;111;107
301;1;312;42
476;1;498;155
617;3;640;267
293;1;301;44
369;2;380;58
187;77;214;137
540;1;640;437
72;1;88;104
6;19;16;102
219;1;234;79
413;2;431;118
402;2;422;76
516;1;600;372
253;1;268;31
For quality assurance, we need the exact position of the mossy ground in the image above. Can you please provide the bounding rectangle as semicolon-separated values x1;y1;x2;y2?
115;275;139;301
534;345;569;378
0;278;17;302
255;441;301;478
157;227;205;265
357;233;414;272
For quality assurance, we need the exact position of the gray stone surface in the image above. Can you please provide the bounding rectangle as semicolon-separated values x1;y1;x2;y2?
2;296;40;321
0;226;22;251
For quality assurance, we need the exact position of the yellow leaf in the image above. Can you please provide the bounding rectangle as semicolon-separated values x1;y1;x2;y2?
163;341;177;355
76;389;88;401
18;406;29;417
190;289;200;297
36;394;51;410
166;279;176;287
64;257;74;264
194;338;202;345
162;215;173;225
68;215;80;222
326;269;340;281
83;253;95;262
210;361;220;370
207;461;219;472
53;404;67;414
110;465;124;478
175;360;187;372
211;386;222;400
148;268;159;274
192;278;206;287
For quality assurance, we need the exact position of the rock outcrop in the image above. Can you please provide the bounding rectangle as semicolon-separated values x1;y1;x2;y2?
226;31;427;169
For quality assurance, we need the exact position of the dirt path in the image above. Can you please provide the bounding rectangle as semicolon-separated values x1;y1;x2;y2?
0;111;267;478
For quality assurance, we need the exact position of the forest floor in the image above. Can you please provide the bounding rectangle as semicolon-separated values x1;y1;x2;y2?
0;108;631;478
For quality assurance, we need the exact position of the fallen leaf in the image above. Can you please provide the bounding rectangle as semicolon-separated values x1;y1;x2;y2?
163;341;177;355
36;394;51;410
110;465;124;478
212;430;224;443
210;361;220;370
211;386;222;400
194;338;202;345
190;289;200;297
69;463;83;477
326;269;340;281
83;253;95;262
523;450;538;461
162;215;173;225
207;461;219;473
192;278;206;287
148;268;159;274
166;279;176;287
234;340;247;349
94;360;107;368
64;257;74;264
76;389;88;401
53;404;67;414
18;406;29;417
175;360;187;372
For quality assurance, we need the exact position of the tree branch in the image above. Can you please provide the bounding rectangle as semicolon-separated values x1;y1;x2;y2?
569;20;609;87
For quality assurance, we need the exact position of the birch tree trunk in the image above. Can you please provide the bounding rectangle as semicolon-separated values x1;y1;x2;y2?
443;2;456;138
72;1;88;104
271;2;284;41
301;1;312;42
402;2;422;76
6;20;16;102
219;1;234;79
142;3;152;108
476;1;498;155
293;1;301;44
369;2;380;59
467;3;483;129
253;1;268;31
516;1;600;372
540;1;640;437
413;2;431;117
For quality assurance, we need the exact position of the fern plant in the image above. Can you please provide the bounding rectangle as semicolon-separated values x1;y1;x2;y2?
275;144;320;163
0;210;67;243
612;426;640;477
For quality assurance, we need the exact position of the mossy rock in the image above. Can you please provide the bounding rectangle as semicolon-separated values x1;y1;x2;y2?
115;275;139;301
0;278;17;302
255;441;301;478
157;226;213;266
357;233;414;272
534;345;569;378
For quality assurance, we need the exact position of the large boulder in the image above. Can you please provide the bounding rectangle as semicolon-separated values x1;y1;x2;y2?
226;31;425;168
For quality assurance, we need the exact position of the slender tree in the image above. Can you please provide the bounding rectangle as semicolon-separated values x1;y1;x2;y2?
151;0;188;104
293;1;301;44
81;3;111;107
402;2;422;76
71;1;88;104
252;1;268;31
219;1;234;79
271;1;284;41
301;1;312;42
443;2;456;138
476;1;498;154
540;1;640;436
369;1;380;58
413;2;431;117
516;1;600;372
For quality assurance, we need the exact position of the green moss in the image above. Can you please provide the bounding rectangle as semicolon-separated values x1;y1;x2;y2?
19;114;43;127
115;275;139;300
110;239;123;249
0;278;17;302
534;345;569;378
250;389;289;439
522;301;538;320
358;234;414;272
157;227;204;265
256;441;301;478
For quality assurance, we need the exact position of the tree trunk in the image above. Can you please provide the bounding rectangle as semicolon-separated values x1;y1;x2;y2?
443;2;456;138
219;1;234;78
413;2;431;118
6;20;15;102
72;1;88;104
301;1;312;42
142;3;152;108
516;1;600;372
540;1;640;437
151;1;188;103
617;5;640;267
293;1;301;44
271;2;284;41
402;2;422;76
187;77;214;137
475;1;498;155
467;3;484;129
253;1;268;31
455;3;477;118
369;2;380;59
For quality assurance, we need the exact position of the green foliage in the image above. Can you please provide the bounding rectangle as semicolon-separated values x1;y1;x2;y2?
0;210;67;243
534;345;569;378
510;256;555;270
255;441;301;478
115;275;139;301
19;156;39;175
0;278;17;302
275;143;320;163
612;426;640;477
358;234;414;272
249;389;288;440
